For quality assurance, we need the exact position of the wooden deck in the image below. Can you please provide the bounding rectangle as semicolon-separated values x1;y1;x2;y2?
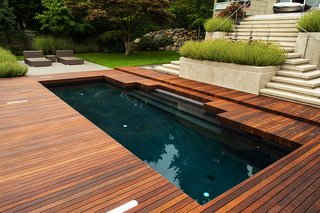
0;67;319;212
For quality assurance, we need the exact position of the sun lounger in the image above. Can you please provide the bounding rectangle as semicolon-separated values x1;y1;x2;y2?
56;50;84;65
23;50;52;67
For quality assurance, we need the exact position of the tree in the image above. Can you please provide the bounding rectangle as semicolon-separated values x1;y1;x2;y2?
86;0;172;55
35;0;91;35
0;0;17;47
9;0;43;30
170;0;213;36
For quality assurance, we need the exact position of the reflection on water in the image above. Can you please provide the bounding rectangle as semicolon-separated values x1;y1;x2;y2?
52;83;287;205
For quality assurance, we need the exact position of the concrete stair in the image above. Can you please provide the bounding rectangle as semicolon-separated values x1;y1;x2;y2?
260;49;320;107
228;13;300;49
154;60;180;76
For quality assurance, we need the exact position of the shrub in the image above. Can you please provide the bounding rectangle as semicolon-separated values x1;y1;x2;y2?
180;40;286;66
0;48;28;77
217;3;245;20
98;31;124;52
0;48;16;63
297;9;320;32
32;35;99;54
204;17;234;32
139;36;174;51
32;36;55;54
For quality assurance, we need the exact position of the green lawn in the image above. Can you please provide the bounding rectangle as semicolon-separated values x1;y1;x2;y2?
16;51;180;68
16;55;24;61
75;51;180;68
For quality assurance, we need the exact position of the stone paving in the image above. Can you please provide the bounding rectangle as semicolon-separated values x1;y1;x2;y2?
20;61;111;76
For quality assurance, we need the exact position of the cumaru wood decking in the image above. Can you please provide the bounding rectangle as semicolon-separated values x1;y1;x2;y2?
0;67;319;212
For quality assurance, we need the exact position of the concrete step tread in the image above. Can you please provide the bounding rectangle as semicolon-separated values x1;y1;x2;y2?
242;20;298;25
277;69;320;79
154;66;179;76
266;82;320;97
260;88;320;106
163;63;180;70
236;28;299;32
283;47;295;53
228;38;296;47
228;36;297;42
286;53;302;59
272;76;320;88
237;24;297;28
245;14;302;21
284;58;310;65
171;61;180;65
281;64;317;72
229;32;299;37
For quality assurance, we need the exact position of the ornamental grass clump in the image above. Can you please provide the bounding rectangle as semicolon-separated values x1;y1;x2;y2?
180;40;286;66
0;48;28;78
297;9;320;32
204;17;234;32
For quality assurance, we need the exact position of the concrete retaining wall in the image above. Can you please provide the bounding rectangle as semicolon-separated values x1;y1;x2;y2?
179;57;279;95
205;32;227;41
295;32;320;69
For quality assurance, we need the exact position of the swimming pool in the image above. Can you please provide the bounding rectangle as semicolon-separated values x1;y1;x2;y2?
50;82;287;205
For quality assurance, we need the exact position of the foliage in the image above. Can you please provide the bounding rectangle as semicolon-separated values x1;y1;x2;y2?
217;3;245;20
32;36;55;54
0;0;17;31
32;36;99;54
139;36;173;51
9;0;43;30
297;9;320;32
86;0;172;55
0;48;17;63
98;30;124;52
0;48;28;78
35;0;91;34
76;51;180;68
204;17;234;32
169;0;213;29
180;40;286;66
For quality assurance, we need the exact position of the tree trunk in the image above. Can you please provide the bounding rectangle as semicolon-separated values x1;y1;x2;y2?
124;40;130;56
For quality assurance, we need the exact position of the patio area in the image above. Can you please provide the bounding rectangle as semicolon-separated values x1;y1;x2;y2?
21;60;112;76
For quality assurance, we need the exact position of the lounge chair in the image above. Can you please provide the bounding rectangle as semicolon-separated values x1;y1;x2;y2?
23;50;52;67
56;50;84;65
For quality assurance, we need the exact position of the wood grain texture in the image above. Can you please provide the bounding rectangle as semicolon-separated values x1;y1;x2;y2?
0;67;319;212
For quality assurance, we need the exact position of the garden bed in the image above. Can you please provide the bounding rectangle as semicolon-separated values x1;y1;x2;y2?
179;57;280;94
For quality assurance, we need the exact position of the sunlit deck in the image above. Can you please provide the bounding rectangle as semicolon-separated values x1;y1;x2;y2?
0;68;319;212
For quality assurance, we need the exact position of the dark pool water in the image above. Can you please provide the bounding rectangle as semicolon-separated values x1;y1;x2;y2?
51;83;286;205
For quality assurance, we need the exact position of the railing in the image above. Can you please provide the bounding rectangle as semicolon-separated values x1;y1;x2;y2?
210;0;251;33
295;0;320;41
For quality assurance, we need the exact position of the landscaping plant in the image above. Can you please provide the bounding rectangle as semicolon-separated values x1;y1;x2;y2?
32;36;98;54
180;40;286;66
0;48;28;77
204;17;234;32
297;9;320;32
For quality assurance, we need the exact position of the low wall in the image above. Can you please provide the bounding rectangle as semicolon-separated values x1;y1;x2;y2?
295;32;320;69
179;57;279;95
205;32;227;41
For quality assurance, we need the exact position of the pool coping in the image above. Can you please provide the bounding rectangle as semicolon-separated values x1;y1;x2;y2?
0;68;319;212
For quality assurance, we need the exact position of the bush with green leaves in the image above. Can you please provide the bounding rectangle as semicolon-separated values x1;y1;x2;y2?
32;36;98;54
139;36;174;51
180;40;286;66
297;9;320;32
0;48;28;77
98;31;124;53
204;17;234;32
